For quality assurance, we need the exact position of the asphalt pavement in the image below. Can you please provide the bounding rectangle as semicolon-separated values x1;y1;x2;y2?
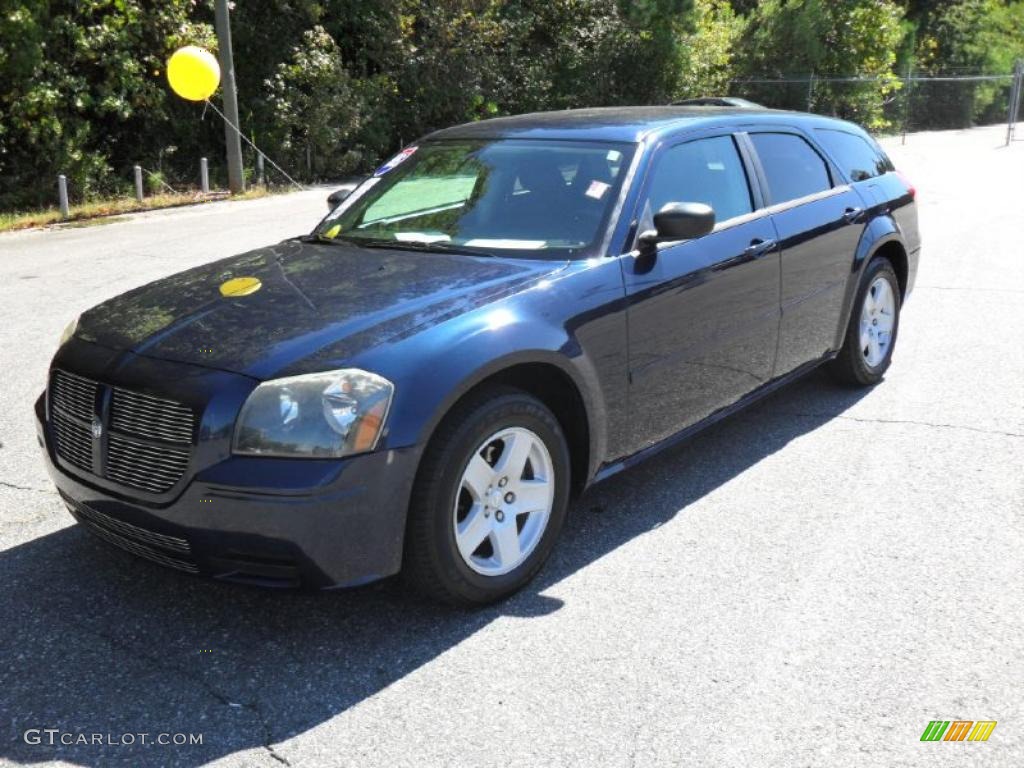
0;125;1021;767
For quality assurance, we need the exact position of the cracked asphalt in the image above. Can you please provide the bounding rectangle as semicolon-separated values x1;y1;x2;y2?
1;125;1022;767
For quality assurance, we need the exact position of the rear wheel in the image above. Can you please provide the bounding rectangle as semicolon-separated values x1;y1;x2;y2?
403;387;570;605
829;257;901;387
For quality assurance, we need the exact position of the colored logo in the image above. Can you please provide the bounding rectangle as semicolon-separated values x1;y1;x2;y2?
219;276;262;297
374;146;417;176
920;720;997;742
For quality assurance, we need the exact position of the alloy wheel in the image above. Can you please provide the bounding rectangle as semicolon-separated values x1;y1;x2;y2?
859;276;896;368
452;426;555;576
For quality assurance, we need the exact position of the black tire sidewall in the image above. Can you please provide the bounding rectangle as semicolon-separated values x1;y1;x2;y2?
417;392;570;603
845;258;902;384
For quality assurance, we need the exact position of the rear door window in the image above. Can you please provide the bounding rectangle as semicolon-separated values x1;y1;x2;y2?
749;132;832;205
814;128;893;182
643;135;754;225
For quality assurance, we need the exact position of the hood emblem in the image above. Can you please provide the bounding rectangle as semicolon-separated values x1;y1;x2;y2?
91;418;103;439
219;276;262;297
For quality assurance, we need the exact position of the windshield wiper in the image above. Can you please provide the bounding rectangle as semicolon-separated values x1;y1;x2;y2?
296;233;359;247
353;238;490;257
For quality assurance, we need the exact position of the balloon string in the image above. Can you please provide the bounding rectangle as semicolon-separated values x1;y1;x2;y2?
203;99;305;191
139;166;179;194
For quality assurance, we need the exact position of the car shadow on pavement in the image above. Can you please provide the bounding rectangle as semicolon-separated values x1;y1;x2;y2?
0;369;868;767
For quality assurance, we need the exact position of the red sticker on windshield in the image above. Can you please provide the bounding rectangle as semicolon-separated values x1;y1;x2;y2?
375;146;418;176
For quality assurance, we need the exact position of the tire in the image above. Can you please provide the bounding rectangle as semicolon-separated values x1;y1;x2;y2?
828;257;901;387
402;387;571;606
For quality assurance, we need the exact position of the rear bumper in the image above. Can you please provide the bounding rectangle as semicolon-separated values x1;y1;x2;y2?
906;244;921;298
37;393;420;589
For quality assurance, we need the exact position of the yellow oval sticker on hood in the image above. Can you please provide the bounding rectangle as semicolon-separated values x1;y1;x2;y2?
219;276;262;297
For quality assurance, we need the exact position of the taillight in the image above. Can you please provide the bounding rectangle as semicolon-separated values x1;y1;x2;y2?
895;170;916;200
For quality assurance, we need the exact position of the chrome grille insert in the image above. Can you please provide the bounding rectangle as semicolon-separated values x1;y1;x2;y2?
52;416;94;473
66;497;198;574
106;433;191;493
50;371;97;473
72;499;191;554
51;370;98;419
111;387;195;443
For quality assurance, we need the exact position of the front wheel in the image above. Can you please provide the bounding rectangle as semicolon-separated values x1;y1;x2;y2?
828;257;901;387
402;387;570;606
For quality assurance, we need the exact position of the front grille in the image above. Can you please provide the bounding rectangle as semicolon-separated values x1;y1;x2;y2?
65;495;198;573
49;369;197;494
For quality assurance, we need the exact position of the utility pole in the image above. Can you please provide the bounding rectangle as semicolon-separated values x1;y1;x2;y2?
214;0;245;193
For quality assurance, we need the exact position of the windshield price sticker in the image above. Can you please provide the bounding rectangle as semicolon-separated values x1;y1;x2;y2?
375;146;418;176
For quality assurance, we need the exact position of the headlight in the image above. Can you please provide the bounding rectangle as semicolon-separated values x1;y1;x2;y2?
233;369;394;458
59;316;79;347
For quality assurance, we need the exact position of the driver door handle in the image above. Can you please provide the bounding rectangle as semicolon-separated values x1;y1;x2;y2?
843;206;864;223
743;238;777;259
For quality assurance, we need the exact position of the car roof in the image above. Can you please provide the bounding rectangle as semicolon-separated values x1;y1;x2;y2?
423;105;840;144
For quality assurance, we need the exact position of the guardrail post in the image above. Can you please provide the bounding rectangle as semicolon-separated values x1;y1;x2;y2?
134;165;144;202
256;153;264;186
57;175;69;219
200;157;210;194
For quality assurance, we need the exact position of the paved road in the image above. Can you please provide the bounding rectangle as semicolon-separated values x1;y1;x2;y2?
0;126;1021;767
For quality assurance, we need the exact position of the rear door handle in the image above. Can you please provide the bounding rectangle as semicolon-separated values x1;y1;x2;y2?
743;238;777;259
843;206;864;223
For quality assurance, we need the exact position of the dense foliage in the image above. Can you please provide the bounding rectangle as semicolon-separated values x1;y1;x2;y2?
1;0;1023;210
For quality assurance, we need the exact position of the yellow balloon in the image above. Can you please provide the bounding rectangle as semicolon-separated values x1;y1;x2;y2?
167;46;221;102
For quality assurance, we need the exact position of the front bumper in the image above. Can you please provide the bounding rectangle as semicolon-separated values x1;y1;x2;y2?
36;392;420;589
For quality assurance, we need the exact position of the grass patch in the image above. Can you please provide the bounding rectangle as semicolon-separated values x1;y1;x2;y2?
0;186;277;233
60;215;130;229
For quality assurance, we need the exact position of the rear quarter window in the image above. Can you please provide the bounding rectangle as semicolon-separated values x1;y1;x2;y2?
815;128;893;182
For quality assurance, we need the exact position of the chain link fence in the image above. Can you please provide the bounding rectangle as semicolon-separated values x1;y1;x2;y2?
729;64;1024;144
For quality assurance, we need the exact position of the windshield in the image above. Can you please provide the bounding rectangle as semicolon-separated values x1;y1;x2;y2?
315;139;635;259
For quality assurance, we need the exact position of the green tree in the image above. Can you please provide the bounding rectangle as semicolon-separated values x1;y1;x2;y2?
0;0;213;209
674;0;746;99
264;26;366;178
913;0;1024;126
737;0;904;128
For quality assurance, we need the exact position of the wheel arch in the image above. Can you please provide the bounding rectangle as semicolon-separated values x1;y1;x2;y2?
833;218;909;350
415;353;600;499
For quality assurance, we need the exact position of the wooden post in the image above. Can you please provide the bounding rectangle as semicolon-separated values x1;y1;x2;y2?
214;0;245;193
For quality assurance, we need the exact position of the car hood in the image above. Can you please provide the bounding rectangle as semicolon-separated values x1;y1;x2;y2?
76;239;564;379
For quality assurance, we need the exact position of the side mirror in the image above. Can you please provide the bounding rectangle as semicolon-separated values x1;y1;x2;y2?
637;202;715;254
327;176;367;211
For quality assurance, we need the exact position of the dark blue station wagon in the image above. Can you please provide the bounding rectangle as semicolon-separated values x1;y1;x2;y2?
38;106;920;604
